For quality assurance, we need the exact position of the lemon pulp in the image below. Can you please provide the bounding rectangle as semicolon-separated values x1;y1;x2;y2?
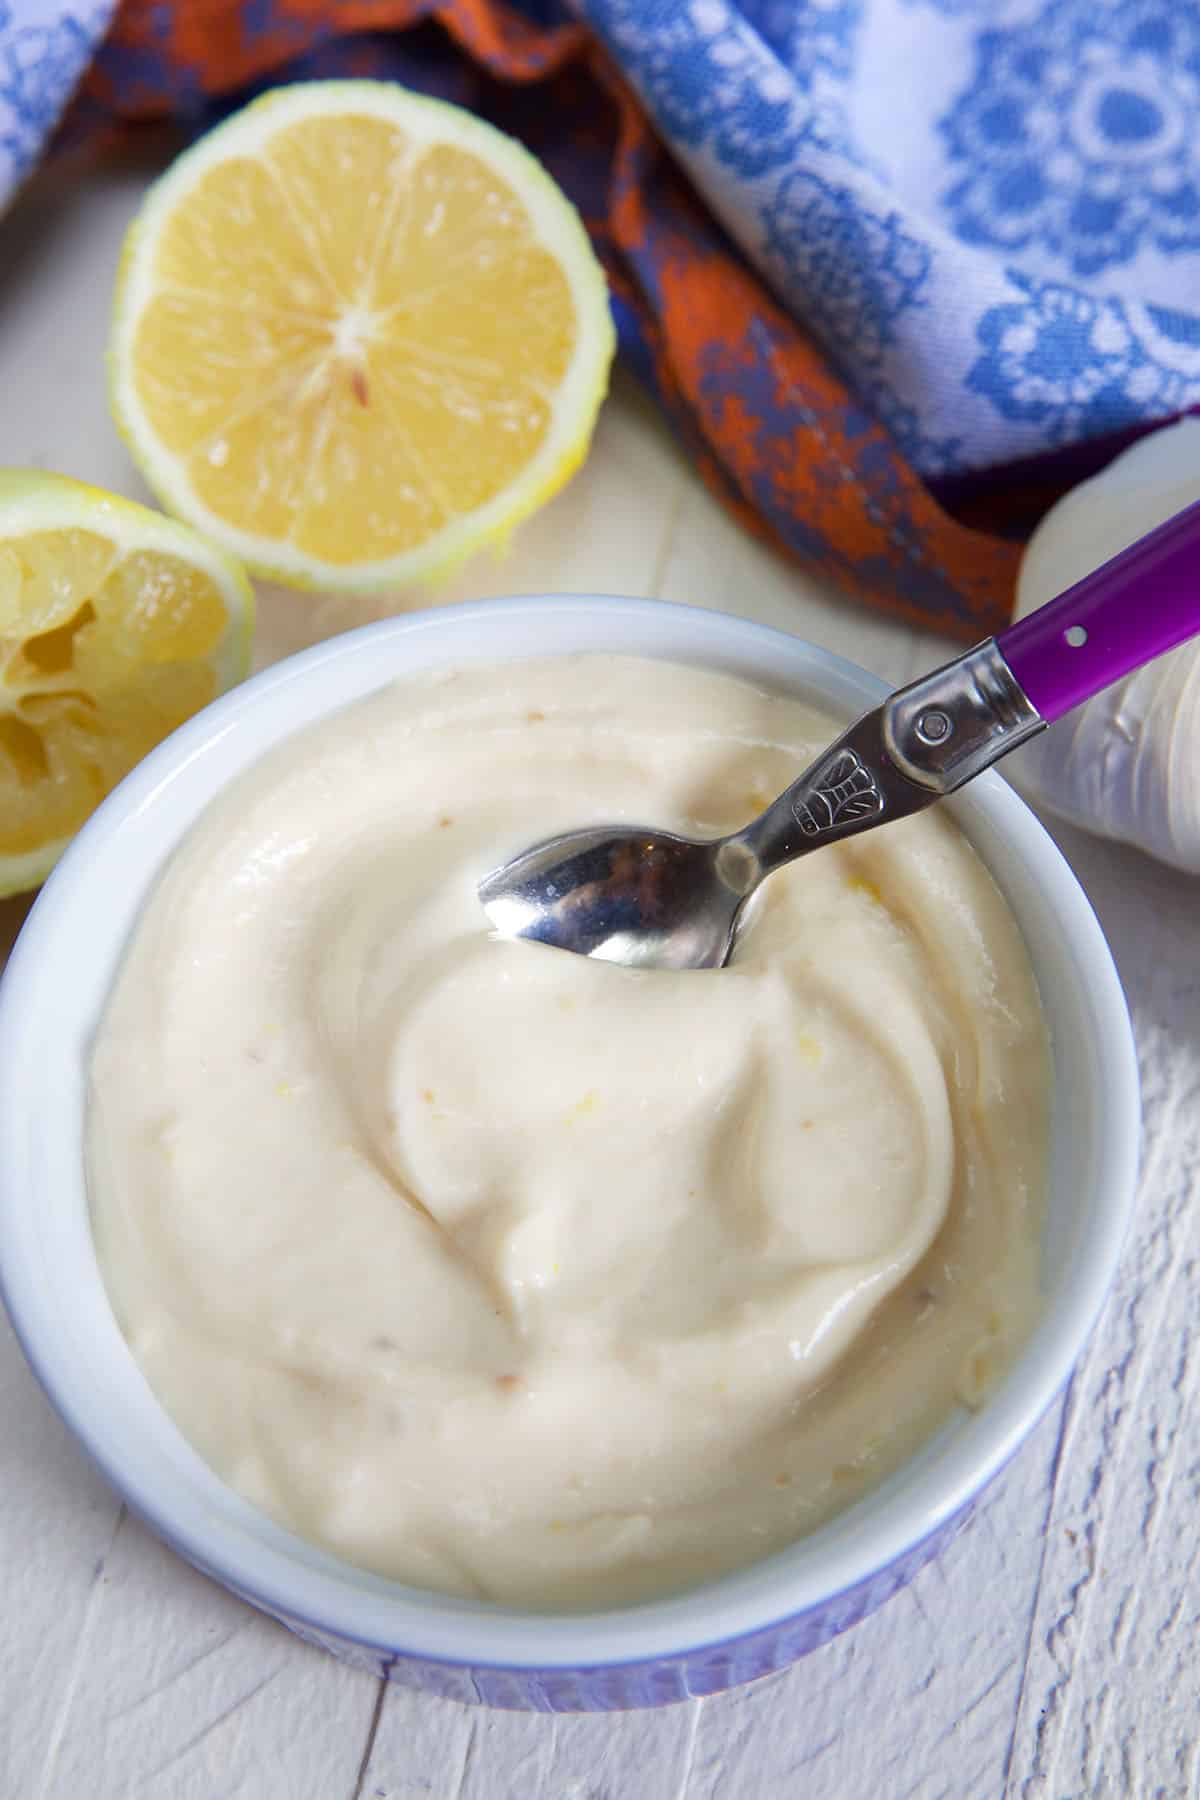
112;85;615;589
0;473;252;892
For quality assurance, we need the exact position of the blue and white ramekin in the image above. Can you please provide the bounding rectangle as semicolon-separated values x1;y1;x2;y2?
0;597;1140;1711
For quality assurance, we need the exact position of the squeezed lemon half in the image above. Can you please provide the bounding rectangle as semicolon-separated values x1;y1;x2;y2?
109;81;616;591
0;470;253;895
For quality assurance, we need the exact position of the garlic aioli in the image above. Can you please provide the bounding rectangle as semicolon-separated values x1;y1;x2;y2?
88;656;1047;1609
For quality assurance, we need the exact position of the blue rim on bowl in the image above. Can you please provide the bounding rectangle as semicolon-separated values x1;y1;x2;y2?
0;597;1141;1710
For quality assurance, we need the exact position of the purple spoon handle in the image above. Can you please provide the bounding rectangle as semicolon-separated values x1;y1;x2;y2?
997;493;1200;722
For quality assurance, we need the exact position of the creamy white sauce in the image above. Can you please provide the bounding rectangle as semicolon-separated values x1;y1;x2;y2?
88;655;1048;1609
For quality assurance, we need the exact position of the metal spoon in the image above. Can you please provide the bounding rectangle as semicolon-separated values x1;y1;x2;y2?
479;500;1200;971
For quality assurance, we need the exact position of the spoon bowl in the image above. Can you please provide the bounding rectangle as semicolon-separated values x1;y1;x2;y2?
479;824;752;970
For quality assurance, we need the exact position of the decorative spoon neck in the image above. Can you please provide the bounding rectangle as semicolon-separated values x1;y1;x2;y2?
735;640;1044;882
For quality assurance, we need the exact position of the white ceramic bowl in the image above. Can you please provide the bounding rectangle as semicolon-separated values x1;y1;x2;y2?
0;597;1140;1712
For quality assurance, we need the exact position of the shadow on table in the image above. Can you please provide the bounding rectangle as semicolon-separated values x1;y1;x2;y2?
0;891;35;966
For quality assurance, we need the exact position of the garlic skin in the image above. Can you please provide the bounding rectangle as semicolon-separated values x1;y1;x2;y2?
1009;417;1200;875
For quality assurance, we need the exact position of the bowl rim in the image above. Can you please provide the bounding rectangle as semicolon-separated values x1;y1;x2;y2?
0;594;1141;1670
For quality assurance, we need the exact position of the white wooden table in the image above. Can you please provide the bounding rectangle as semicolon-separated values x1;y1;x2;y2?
1;151;1197;1800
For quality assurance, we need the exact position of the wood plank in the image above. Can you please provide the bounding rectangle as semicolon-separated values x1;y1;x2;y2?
358;1688;696;1800
36;1516;376;1800
0;1315;125;1795
0;156;152;491
999;822;1200;1798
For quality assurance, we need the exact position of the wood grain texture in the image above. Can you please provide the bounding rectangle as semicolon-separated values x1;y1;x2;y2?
0;1314;124;1796
0;153;1195;1800
1002;829;1200;1800
39;1519;374;1800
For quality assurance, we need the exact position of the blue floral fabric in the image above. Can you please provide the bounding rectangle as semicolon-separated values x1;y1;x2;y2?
0;1;111;199
6;0;1200;486
578;0;1200;476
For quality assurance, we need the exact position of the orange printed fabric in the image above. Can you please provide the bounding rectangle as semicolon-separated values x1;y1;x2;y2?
61;0;1021;634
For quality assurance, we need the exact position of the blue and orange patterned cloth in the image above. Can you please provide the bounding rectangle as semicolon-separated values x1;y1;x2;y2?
4;0;1200;636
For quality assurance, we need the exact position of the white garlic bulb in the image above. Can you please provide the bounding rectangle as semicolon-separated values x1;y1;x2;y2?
1008;417;1200;875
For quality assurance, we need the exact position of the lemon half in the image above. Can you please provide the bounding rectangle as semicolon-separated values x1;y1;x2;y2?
109;81;616;591
0;470;253;896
